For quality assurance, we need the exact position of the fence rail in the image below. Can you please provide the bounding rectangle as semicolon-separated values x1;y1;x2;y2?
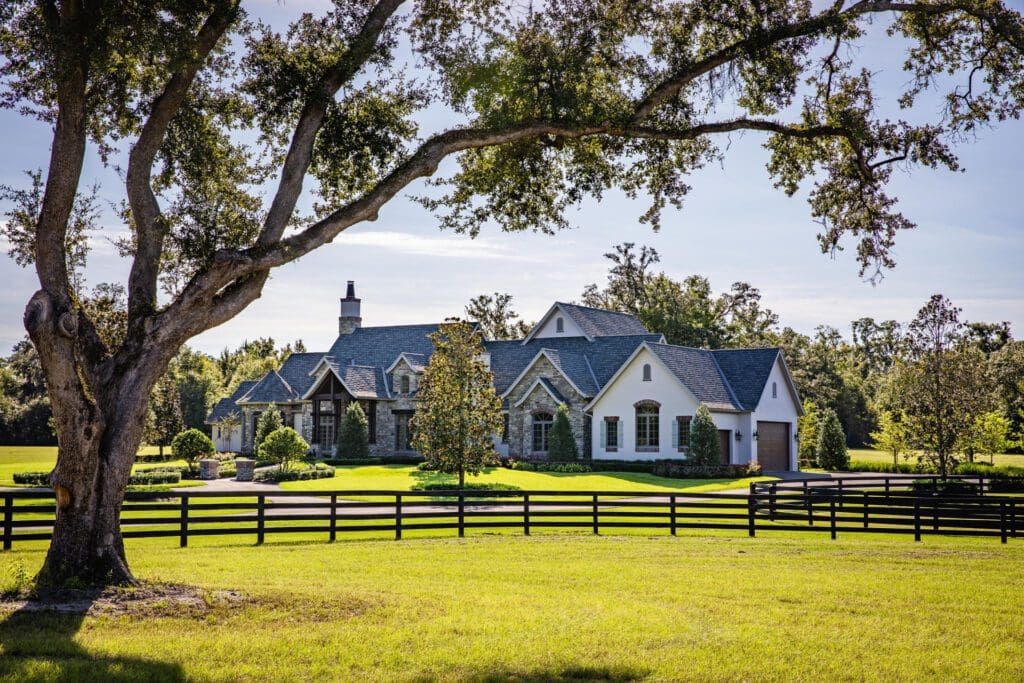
1;480;1019;550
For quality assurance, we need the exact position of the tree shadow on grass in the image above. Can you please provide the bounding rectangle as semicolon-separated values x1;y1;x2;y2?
412;663;650;682
0;591;184;682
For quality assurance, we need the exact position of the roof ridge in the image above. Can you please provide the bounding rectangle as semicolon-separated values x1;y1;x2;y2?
708;352;744;411
555;301;637;316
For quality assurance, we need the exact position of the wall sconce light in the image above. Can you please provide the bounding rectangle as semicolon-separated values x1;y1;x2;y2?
734;431;742;442
752;431;759;441
794;431;800;441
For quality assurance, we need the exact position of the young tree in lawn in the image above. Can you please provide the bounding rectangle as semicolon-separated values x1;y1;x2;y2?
816;409;849;471
147;374;184;458
688;405;721;467
797;400;821;467
172;428;215;474
870;410;910;467
253;404;282;457
547;403;579;461
412;321;502;488
4;0;1022;587
259;427;308;473
337;402;370;459
900;296;996;476
963;411;1013;465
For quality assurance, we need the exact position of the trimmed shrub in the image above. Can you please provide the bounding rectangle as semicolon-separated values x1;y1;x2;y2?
416;460;439;471
847;459;927;474
258;427;309;473
688;405;721;467
255;463;334;482
506;460;592;473
337;402;370;459
547;404;579;461
910;479;979;495
12;471;50;486
128;469;181;485
652;461;753;479
321;455;425;466
134;452;178;463
411;482;520;493
815;409;849;471
172;428;215;472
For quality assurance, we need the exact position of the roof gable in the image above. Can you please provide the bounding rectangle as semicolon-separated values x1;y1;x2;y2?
512;377;567;407
647;344;740;411
710;348;782;411
205;380;257;423
521;302;649;344
238;370;297;405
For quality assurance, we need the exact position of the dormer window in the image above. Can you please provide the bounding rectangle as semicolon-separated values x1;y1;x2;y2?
772;381;777;399
556;317;564;333
642;363;652;382
400;375;410;394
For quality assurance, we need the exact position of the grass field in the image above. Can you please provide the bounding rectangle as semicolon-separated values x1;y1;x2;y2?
849;448;1024;468
0;533;1021;681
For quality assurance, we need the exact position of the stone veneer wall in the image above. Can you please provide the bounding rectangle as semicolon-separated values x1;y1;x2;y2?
503;356;587;458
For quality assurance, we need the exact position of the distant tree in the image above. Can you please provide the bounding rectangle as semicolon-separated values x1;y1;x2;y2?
412;321;502;488
253;404;283;456
797;401;821;467
901;296;995;476
547;403;579;461
990;342;1024;451
965;322;1012;355
962;411;1013;465
146;374;184;458
172;347;224;432
337;402;370;459
870;410;910;467
172;428;214;474
688;405;721;467
816;409;849;471
259;427;309;473
466;292;532;340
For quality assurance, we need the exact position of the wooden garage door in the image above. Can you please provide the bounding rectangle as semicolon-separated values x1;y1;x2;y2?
757;421;790;471
717;430;731;465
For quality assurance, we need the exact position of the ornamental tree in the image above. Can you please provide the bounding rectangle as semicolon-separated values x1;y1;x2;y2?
253;403;282;456
688;405;721;467
2;0;1022;587
870;409;910;467
547;403;579;461
171;428;215;474
816;408;849;471
412;320;502;488
258;427;309;473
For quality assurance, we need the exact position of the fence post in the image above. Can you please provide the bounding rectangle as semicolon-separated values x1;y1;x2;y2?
885;478;890;499
747;495;756;537
914;500;921;542
257;495;265;545
395;494;402;541
179;494;188;548
3;494;13;551
933;499;939;532
863;491;869;529
837;479;844;508
592;494;600;535
329;494;337;542
829;499;837;540
769;483;777;521
1000;502;1008;544
523;494;530;536
458;493;465;538
1011;501;1017;540
670;495;677;537
979;475;985;496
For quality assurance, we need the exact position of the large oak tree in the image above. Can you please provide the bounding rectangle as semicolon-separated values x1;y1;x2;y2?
1;0;1022;587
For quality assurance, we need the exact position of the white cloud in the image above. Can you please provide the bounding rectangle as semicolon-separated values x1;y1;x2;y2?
336;230;539;261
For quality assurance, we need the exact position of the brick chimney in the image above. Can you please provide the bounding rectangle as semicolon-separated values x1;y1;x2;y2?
339;281;362;335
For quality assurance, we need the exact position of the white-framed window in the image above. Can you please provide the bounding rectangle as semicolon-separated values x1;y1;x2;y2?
601;416;619;451
772;381;778;399
401;375;410;394
635;402;659;451
556;317;564;333
532;412;553;452
642;363;652;382
674;416;692;452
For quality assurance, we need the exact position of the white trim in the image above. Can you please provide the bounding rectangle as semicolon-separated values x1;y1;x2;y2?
512;377;566;408
775;352;805;416
499;348;589;399
521;303;593;344
385;353;426;374
584;342;717;412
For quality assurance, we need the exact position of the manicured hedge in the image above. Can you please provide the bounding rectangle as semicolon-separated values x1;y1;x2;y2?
410;482;521;493
321;455;425;466
12;471;50;486
652;461;762;479
255;463;335;482
507;461;592;473
846;460;926;474
130;469;181;485
134;452;178;463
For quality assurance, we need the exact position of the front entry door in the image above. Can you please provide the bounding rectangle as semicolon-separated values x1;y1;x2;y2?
718;430;731;465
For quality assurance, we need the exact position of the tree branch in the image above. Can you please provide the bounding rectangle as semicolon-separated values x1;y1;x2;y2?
125;1;240;328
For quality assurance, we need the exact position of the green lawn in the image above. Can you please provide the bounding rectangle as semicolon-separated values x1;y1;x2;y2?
849;447;1024;468
0;533;1021;681
0;446;171;487
280;464;769;495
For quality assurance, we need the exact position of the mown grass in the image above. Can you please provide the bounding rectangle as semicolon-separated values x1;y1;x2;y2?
849;447;1024;468
0;445;168;486
280;464;769;495
0;532;1021;681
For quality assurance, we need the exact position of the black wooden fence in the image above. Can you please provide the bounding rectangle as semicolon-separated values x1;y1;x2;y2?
1;476;1019;550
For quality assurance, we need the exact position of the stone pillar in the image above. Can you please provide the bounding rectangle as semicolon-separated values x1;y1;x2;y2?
199;458;220;480
235;458;255;482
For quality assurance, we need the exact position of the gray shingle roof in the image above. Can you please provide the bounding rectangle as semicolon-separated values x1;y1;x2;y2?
277;352;326;398
557;302;650;338
205;380;257;423
647;343;741;411
541;348;599;397
487;334;662;396
238;370;297;404
326;324;442;368
710;347;782;411
340;364;391;399
515;376;567;405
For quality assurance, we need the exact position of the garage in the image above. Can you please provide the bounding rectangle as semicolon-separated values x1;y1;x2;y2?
756;421;791;470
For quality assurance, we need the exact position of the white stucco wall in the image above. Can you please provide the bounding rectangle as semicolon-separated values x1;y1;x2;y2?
212;424;241;453
749;357;801;470
588;347;746;462
531;307;585;339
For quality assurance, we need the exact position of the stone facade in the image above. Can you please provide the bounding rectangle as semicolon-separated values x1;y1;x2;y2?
503;356;588;459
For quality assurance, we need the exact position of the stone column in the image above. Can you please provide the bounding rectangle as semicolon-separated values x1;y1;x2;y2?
235;458;255;482
199;458;220;480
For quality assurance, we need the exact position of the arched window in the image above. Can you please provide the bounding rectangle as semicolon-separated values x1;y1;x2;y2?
401;375;410;394
772;381;778;399
532;411;554;453
642;363;652;382
635;402;660;450
555;317;564;333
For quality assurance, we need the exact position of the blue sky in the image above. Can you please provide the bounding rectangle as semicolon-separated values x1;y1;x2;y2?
1;0;1022;356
